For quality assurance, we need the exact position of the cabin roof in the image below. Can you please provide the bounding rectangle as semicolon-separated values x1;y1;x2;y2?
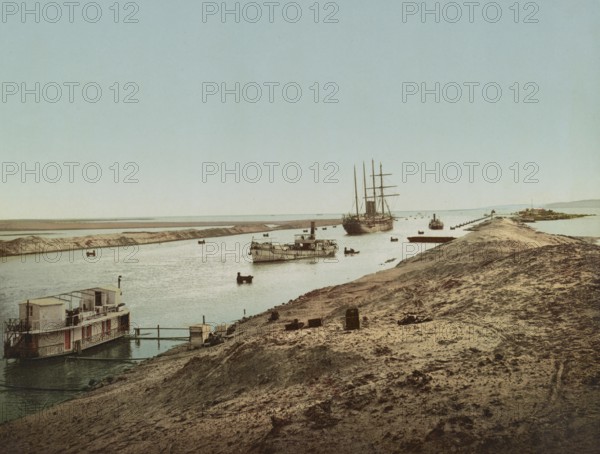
88;285;121;293
19;297;64;307
18;285;121;306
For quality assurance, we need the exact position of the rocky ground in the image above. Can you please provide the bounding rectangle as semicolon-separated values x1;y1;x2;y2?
1;218;599;453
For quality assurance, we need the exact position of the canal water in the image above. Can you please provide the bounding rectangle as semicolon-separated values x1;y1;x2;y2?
1;207;595;422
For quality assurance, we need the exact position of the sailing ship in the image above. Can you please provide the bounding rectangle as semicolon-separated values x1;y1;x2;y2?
3;284;130;359
342;161;398;234
428;214;444;230
249;221;338;263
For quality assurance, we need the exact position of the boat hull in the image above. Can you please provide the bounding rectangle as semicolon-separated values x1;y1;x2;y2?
342;216;394;235
407;236;455;243
250;246;337;263
4;310;130;360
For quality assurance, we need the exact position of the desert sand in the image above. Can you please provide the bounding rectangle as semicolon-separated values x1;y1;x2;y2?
1;218;599;453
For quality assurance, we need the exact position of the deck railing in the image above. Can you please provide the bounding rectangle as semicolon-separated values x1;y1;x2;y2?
81;327;127;349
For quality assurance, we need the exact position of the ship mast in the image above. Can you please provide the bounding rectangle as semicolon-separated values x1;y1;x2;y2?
368;162;399;216
380;162;385;215
362;162;367;216
371;159;377;215
353;166;359;217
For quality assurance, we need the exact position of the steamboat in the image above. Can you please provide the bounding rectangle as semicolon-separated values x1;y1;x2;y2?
250;222;338;262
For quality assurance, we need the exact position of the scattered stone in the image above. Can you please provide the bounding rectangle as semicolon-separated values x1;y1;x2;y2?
307;318;322;328
401;370;433;389
285;319;304;331
398;314;433;325
304;400;339;429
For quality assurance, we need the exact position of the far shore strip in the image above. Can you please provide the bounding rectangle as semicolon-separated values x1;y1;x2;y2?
0;219;340;258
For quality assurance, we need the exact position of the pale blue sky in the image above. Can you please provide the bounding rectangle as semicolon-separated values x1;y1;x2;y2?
1;1;598;218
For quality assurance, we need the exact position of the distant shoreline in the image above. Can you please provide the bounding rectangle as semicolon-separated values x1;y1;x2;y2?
0;219;340;258
0;218;339;232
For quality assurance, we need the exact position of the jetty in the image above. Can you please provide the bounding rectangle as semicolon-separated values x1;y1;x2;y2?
451;212;495;230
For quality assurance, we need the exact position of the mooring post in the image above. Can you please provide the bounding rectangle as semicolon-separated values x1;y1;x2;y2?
157;324;160;339
135;327;140;338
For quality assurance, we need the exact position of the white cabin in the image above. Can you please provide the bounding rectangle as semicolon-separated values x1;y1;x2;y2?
4;286;130;359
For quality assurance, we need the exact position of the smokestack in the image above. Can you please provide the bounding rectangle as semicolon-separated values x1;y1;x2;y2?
310;221;315;239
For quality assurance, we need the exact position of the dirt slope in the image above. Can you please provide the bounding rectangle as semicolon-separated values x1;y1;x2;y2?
2;218;599;453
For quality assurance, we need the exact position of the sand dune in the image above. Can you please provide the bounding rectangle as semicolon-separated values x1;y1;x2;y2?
2;218;599;453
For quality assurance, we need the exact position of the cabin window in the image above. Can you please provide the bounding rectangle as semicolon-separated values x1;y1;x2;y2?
28;306;33;317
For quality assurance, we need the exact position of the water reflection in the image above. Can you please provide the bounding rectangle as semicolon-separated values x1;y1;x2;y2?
0;210;493;422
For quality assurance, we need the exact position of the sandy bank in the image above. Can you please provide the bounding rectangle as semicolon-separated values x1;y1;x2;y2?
1;218;599;453
0;219;338;258
0;218;340;232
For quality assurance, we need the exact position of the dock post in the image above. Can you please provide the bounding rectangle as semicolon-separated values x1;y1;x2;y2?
157;324;160;339
135;327;140;338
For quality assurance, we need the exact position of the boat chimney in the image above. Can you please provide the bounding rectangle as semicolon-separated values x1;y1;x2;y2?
310;221;316;239
433;214;436;221
118;275;122;289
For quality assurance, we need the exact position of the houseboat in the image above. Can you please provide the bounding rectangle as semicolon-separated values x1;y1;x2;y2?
3;285;130;359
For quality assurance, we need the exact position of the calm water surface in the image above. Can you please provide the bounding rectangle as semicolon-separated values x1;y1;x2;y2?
2;207;596;422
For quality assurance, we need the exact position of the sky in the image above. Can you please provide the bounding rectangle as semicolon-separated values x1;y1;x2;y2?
0;0;599;219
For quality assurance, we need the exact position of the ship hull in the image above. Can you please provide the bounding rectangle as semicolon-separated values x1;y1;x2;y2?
342;216;394;235
250;249;337;263
250;240;338;263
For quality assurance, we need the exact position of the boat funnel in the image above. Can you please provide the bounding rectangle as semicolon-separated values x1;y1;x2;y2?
310;221;316;239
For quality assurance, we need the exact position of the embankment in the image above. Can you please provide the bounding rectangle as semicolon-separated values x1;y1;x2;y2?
0;219;338;258
1;218;599;453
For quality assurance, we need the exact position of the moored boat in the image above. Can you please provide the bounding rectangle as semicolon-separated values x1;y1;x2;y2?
342;161;399;235
3;283;130;359
429;214;444;230
250;222;338;263
407;236;455;243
